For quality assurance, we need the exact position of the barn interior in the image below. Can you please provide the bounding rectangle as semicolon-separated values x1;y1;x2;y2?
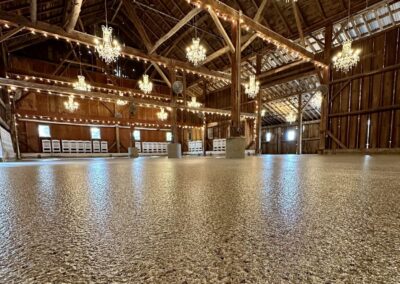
0;0;399;282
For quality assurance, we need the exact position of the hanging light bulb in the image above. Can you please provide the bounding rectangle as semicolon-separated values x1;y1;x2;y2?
186;38;206;66
73;75;91;91
94;0;121;64
156;108;168;121
244;75;260;98
332;40;361;73
285;111;297;123
261;109;266;116
311;91;323;108
64;96;79;112
139;74;153;94
187;96;202;108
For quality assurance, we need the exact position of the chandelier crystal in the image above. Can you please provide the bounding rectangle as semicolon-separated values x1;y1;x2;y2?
187;96;202;108
244;75;260;98
139;74;153;94
116;99;128;106
73;75;91;92
311;91;323;109
186;38;206;66
156;108;168;121
95;25;121;64
332;40;361;73
286;111;297;124
64;96;79;112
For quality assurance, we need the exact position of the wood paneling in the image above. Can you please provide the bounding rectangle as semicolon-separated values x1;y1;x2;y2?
327;27;400;151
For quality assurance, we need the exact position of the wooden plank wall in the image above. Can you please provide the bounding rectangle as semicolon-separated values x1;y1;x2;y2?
327;27;400;151
261;122;320;154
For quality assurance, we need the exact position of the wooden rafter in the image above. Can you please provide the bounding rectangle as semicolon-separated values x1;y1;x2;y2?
208;9;235;52
149;8;201;54
0;26;24;43
292;1;305;46
65;0;83;33
123;0;153;52
0;10;230;81
30;0;37;24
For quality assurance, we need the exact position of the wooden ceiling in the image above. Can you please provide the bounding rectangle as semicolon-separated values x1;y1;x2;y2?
0;0;397;126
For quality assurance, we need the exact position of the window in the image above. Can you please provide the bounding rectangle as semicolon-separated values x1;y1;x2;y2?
287;130;296;141
133;130;141;141
266;132;272;142
38;125;51;138
166;132;173;142
90;127;101;140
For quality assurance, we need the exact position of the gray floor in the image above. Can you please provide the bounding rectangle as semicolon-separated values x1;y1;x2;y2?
0;155;399;283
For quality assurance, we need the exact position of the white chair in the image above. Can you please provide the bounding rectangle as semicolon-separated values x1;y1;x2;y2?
100;141;108;153
42;140;52;153
84;141;92;153
78;141;85;153
93;141;101;153
62;140;70;153
69;141;77;153
52;140;61;153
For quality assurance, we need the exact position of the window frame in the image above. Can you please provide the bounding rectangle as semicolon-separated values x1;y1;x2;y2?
166;131;173;142
38;124;51;138
286;129;296;141
133;130;141;141
90;127;101;140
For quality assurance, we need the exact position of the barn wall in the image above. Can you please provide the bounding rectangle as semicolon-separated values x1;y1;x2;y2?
326;27;400;152
261;121;320;154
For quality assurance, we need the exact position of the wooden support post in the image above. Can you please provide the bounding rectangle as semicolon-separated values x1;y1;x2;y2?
116;124;120;153
230;13;241;137
298;93;303;154
319;24;332;154
65;0;83;33
255;53;262;154
30;0;37;24
169;67;179;143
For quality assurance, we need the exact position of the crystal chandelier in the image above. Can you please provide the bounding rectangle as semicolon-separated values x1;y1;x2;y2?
286;111;297;123
73;75;91;92
186;38;206;66
187;96;202;108
311;91;323;108
95;25;121;64
332;40;361;73
332;0;361;72
156;108;168;121
116;99;128;106
244;75;260;98
139;74;153;94
64;96;79;112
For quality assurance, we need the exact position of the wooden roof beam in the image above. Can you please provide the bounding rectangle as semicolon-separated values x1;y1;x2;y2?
0;26;24;43
292;1;305;46
193;0;325;66
150;8;201;54
0;10;230;82
208;9;235;52
65;0;83;33
0;77;255;117
30;0;37;24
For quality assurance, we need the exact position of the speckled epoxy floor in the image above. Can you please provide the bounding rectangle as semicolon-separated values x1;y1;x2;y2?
0;155;399;283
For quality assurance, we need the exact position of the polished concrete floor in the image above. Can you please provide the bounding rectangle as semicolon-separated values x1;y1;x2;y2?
0;155;399;283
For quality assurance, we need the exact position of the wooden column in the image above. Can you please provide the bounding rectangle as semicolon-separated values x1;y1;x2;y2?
319;24;333;153
297;93;303;154
255;53;262;154
169;67;179;143
230;13;241;137
116;125;120;153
